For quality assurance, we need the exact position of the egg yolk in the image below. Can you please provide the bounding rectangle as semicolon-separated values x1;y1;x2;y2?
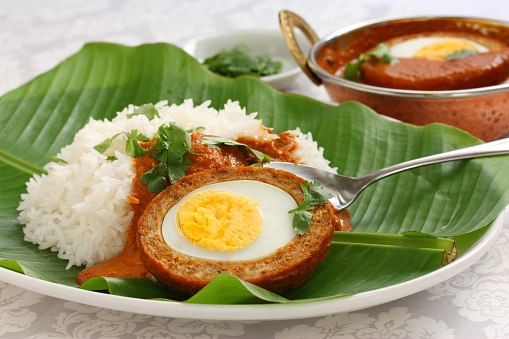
176;190;263;252
414;39;478;62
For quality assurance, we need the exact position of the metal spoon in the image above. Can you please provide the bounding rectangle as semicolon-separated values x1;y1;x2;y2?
264;138;509;210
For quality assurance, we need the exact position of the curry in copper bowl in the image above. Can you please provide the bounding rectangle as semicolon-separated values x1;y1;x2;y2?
280;11;509;141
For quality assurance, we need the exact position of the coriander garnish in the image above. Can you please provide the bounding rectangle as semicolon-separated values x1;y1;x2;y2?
344;43;400;81
201;136;271;164
94;121;193;194
126;103;160;120
289;181;333;235
444;49;478;60
140;122;193;194
203;43;282;78
93;130;151;160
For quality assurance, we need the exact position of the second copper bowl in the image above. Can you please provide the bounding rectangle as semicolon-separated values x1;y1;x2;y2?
280;11;509;141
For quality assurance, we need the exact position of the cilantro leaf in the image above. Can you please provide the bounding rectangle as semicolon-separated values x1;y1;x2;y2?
127;103;160;120
140;167;167;194
344;43;399;81
189;126;205;133
157;122;192;152
94;130;150;159
305;181;334;206
344;54;365;80
93;132;122;154
141;122;193;194
202;136;272;164
124;130;150;157
203;43;282;78
256;53;283;76
93;122;192;194
369;43;400;65
444;49;478;60
289;181;334;235
291;210;314;235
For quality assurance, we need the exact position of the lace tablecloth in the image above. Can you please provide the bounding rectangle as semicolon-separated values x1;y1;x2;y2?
1;1;509;338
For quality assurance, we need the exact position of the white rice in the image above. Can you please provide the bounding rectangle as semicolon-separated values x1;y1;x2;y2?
17;99;337;269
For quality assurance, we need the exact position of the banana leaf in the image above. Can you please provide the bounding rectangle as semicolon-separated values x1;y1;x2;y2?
1;42;508;304
77;236;454;302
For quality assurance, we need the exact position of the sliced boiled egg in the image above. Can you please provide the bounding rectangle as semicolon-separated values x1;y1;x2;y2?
162;180;298;261
389;37;489;61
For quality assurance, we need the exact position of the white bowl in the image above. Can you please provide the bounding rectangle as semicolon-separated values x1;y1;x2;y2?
180;29;310;91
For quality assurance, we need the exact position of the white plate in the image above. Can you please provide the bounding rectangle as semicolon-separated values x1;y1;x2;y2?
180;29;311;91
1;206;505;321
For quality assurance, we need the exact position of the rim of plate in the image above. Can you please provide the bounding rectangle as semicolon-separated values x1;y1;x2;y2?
0;207;505;321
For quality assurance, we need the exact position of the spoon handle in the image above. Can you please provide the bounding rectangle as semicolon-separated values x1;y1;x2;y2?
360;138;509;184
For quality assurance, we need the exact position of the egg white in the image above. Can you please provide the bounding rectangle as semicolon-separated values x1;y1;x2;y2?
161;180;298;261
390;36;489;58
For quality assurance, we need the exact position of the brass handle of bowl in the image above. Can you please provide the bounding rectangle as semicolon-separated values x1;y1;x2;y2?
279;10;322;86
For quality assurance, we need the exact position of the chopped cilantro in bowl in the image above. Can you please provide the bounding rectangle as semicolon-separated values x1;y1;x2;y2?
181;29;307;90
202;43;283;78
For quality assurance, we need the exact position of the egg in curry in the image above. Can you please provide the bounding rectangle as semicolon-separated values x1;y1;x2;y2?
335;31;509;90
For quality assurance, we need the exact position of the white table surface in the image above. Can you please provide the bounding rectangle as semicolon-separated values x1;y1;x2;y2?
1;1;509;338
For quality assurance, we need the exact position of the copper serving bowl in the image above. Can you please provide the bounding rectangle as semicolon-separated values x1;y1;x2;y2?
279;11;509;141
